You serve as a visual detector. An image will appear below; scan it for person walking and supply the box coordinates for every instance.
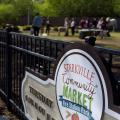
[46,17,51,35]
[70,18,75,36]
[97,17,103,29]
[64,17,69,36]
[32,12,42,36]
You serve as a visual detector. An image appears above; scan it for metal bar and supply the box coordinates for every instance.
[95,46,120,55]
[16,50,19,104]
[5,32,12,109]
[55,43,58,58]
[10,45,56,62]
[13,49,16,102]
[0,89,7,98]
[18,51,22,109]
[9,99,29,120]
[0,41,7,46]
[109,53,113,66]
[39,38,41,53]
[49,41,52,57]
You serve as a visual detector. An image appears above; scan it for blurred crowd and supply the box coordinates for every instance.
[31,12,117,37]
[63,17,116,36]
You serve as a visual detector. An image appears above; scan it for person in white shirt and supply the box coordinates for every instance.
[70,18,75,36]
[46,17,50,35]
[64,17,69,36]
[97,17,103,29]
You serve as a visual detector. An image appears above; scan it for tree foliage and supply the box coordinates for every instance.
[47,0,114,17]
[0,0,120,24]
[0,4,15,23]
[33,1,58,17]
[113,0,120,17]
[13,0,34,17]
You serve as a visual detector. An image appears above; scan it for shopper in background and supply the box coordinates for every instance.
[32,12,42,36]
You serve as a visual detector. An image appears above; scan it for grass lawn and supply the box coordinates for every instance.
[47,31,120,50]
[24,30,120,50]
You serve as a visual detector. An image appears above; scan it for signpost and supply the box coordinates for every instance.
[22,43,120,120]
[22,71,62,120]
[55,49,104,120]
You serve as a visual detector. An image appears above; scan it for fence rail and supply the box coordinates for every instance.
[0,30,120,120]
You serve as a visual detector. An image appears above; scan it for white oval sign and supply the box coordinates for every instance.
[55,49,104,120]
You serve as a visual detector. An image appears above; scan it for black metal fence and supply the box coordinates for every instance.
[0,30,120,119]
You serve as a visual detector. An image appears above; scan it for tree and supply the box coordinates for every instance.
[33,0,58,17]
[13,0,34,17]
[0,0,15,4]
[0,4,15,23]
[46,0,114,17]
[0,0,119,25]
[113,0,120,17]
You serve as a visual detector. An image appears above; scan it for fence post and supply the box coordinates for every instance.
[6,30,12,110]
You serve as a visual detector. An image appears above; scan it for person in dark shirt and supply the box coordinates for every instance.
[32,13,42,36]
[46,17,51,35]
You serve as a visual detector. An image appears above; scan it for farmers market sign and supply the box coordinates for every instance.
[55,46,104,120]
[22,43,120,120]
[21,71,62,120]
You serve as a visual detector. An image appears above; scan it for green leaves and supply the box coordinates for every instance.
[14,0,33,16]
[45,0,114,17]
[33,0,58,16]
[113,0,120,16]
[0,0,119,23]
[0,4,15,23]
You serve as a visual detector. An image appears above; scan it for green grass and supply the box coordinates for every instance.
[22,30,120,50]
[96,32,120,50]
[47,31,120,50]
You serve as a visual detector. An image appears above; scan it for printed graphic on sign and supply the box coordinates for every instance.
[55,49,104,120]
[22,71,62,120]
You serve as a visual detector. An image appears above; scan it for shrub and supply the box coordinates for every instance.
[53,26,58,31]
[12,26,20,32]
[23,25,32,31]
